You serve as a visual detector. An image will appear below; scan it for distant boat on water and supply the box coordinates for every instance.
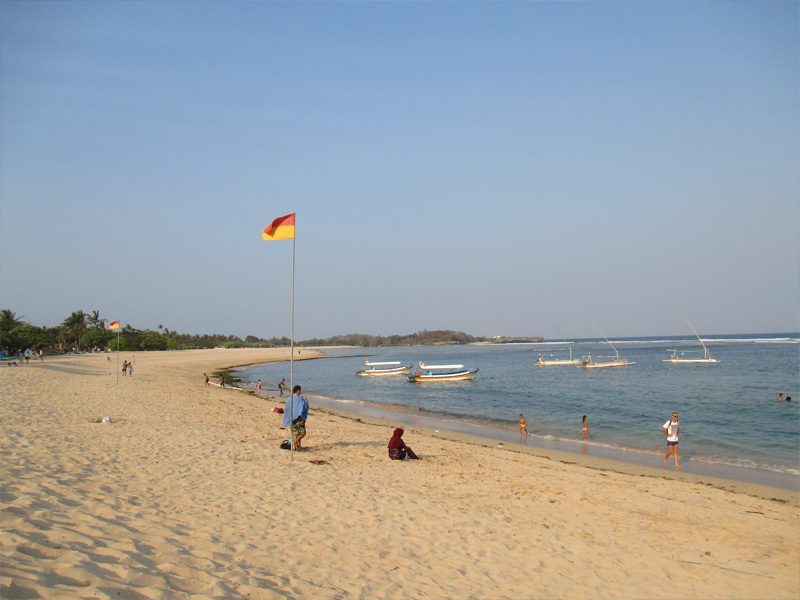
[536,346,581,366]
[664,318,719,364]
[577,323,635,369]
[407,362,479,382]
[355,360,414,377]
[536,322,581,365]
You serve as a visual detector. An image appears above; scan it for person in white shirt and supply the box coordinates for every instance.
[662,412,681,470]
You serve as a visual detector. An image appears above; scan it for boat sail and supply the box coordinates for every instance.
[664,318,719,364]
[535,323,581,366]
[356,360,414,377]
[577,323,635,369]
[407,362,479,382]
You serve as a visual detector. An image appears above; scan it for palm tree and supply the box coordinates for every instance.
[87,310,107,331]
[0,309,26,332]
[63,311,88,349]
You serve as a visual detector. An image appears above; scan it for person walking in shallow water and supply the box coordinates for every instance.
[582,415,589,440]
[518,414,529,442]
[663,412,681,470]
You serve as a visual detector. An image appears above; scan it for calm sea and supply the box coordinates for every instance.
[239,334,799,477]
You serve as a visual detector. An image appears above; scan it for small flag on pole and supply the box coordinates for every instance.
[262,213,295,240]
[109,321,120,329]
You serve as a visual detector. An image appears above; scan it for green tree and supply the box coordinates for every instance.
[140,330,168,350]
[0,310,26,332]
[11,325,51,350]
[63,311,88,349]
[81,329,111,350]
[87,310,107,331]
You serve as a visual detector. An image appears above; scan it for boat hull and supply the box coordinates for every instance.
[578,360,634,369]
[356,365,413,376]
[536,359,582,366]
[663,358,718,364]
[408,368,479,382]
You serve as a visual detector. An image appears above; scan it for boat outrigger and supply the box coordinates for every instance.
[356,360,414,377]
[664,318,719,364]
[536,322,581,365]
[407,362,479,382]
[577,323,635,369]
[536,346,581,366]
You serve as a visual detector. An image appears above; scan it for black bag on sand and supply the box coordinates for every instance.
[280,440,291,450]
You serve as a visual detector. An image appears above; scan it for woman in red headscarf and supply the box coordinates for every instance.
[387,428,419,460]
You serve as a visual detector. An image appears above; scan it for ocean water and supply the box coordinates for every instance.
[239,334,800,476]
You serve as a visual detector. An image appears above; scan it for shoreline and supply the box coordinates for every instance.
[3,349,798,599]
[230,356,800,493]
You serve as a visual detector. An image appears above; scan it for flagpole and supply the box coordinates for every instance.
[290,235,295,461]
[116,329,120,384]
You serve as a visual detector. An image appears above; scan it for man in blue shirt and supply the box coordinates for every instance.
[283,385,309,451]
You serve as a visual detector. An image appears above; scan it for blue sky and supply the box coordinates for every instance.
[1,1,797,340]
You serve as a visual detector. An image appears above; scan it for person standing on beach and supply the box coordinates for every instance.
[582,415,589,440]
[122,360,128,376]
[283,385,309,451]
[204,373,210,387]
[257,379,262,395]
[662,412,681,470]
[127,363,133,377]
[519,414,529,440]
[278,378,287,396]
[218,374,226,388]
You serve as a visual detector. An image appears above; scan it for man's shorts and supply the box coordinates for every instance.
[291,417,306,436]
[667,441,678,446]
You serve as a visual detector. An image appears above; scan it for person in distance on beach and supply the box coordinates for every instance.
[218,374,225,388]
[257,379,262,395]
[204,373,210,387]
[662,412,681,470]
[278,378,287,396]
[388,428,419,460]
[583,415,589,440]
[283,385,309,451]
[519,414,529,441]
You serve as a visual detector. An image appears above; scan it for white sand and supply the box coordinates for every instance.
[2,349,798,599]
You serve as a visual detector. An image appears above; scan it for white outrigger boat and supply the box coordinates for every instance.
[536,323,581,365]
[407,362,479,382]
[355,360,414,377]
[536,346,581,366]
[577,323,635,369]
[664,318,719,364]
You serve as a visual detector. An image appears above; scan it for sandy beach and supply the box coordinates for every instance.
[2,349,798,599]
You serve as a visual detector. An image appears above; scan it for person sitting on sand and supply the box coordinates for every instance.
[283,385,309,451]
[388,428,419,460]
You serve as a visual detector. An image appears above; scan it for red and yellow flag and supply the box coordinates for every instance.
[262,213,295,240]
[109,321,120,330]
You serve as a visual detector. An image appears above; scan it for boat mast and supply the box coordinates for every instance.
[684,317,711,359]
[551,322,574,361]
[592,322,620,361]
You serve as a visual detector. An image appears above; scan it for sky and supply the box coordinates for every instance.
[1,1,798,341]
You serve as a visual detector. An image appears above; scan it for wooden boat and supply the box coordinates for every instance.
[536,346,581,366]
[577,323,635,369]
[355,360,414,377]
[664,318,719,364]
[407,362,479,382]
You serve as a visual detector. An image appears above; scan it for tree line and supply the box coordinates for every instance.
[0,309,485,354]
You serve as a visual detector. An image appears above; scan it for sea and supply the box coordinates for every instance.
[238,334,800,488]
